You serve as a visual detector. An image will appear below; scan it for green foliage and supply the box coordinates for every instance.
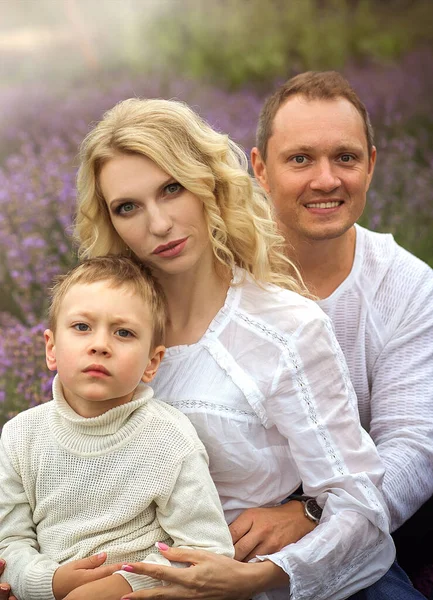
[140,0,433,89]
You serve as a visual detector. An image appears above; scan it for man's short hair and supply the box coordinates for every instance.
[256,70,374,161]
[48,255,167,349]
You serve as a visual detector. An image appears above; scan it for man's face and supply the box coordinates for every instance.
[252,95,376,244]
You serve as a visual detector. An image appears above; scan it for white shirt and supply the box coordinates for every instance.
[0,378,234,600]
[152,268,395,600]
[318,225,433,531]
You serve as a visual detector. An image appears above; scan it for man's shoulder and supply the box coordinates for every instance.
[357,224,433,292]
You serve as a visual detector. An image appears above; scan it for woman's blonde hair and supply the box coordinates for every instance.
[75,97,308,295]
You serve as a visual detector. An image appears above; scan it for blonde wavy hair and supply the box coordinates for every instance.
[75,97,308,295]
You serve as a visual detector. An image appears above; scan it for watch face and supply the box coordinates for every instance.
[305,498,322,522]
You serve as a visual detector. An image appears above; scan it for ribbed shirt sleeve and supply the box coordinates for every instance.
[0,437,58,600]
[259,312,395,600]
[116,444,234,591]
[368,272,433,530]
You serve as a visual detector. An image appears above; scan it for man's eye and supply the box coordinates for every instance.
[340,154,354,163]
[116,329,133,338]
[74,323,89,331]
[165,182,182,195]
[116,202,135,215]
[292,156,306,164]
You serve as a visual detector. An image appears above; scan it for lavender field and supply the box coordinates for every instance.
[1,48,433,427]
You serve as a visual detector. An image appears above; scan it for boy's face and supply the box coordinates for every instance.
[44,280,164,418]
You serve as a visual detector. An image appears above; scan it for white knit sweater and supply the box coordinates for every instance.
[0,377,234,600]
[318,225,433,530]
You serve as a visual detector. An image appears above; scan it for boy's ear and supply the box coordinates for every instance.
[142,345,165,383]
[44,329,57,372]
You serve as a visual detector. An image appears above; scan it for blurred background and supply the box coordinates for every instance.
[1,0,432,427]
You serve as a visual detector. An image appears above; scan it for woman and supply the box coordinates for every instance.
[65,97,396,600]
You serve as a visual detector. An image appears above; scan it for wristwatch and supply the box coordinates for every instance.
[288,494,323,524]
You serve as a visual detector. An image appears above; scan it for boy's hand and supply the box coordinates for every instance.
[0,559,17,600]
[63,574,132,600]
[52,553,126,599]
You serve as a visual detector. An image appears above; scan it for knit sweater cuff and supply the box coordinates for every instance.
[115,570,163,591]
[25,564,57,600]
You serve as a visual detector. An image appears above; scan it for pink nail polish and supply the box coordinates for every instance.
[121,564,134,572]
[156,541,169,551]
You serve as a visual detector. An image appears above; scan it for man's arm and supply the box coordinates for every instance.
[368,273,433,530]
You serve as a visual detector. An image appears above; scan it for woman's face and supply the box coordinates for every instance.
[100,153,213,278]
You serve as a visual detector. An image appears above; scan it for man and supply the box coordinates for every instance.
[249,70,433,597]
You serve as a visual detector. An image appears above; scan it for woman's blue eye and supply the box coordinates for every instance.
[117,202,135,215]
[165,182,181,194]
[116,329,132,338]
[74,323,89,331]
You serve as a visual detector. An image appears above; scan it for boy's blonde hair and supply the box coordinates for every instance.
[75,97,309,296]
[48,256,167,349]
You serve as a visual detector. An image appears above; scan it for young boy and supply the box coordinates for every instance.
[0,256,234,600]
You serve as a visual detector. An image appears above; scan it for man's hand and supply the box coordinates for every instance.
[63,574,132,600]
[52,553,126,600]
[0,559,17,600]
[229,501,316,561]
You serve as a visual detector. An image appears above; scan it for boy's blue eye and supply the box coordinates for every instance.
[116,329,132,338]
[74,323,89,331]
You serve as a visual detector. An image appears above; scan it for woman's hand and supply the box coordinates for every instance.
[117,546,289,599]
[229,501,316,561]
[52,553,126,599]
[64,574,132,600]
[0,560,17,600]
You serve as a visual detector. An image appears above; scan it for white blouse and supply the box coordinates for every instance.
[151,269,395,600]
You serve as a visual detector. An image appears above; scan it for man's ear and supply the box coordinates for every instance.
[366,145,377,191]
[44,329,57,372]
[251,147,271,193]
[142,345,165,383]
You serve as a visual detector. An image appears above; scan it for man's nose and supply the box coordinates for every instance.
[310,161,341,193]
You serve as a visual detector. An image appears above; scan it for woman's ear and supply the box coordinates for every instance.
[142,345,165,383]
[44,329,57,372]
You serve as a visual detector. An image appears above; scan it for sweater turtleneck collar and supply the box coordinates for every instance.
[50,375,155,456]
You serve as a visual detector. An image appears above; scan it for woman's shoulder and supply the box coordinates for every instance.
[234,270,327,337]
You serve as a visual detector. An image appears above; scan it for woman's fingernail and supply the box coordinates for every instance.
[97,552,106,558]
[156,541,169,551]
[0,585,9,591]
[121,564,134,572]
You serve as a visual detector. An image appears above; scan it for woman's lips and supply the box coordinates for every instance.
[153,238,188,258]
